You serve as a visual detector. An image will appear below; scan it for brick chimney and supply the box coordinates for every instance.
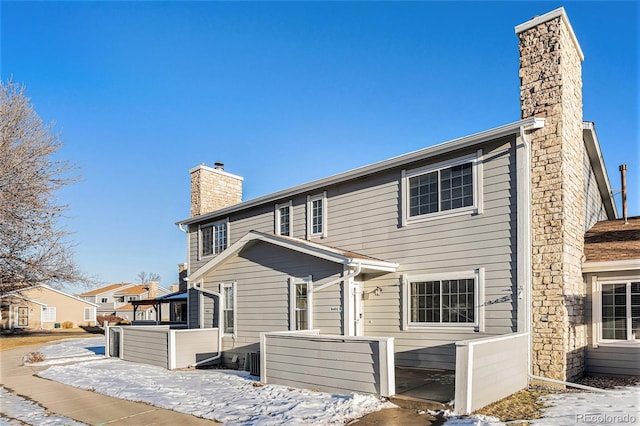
[516,8,586,381]
[190,162,243,217]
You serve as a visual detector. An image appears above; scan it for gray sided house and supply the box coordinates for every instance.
[108,8,638,413]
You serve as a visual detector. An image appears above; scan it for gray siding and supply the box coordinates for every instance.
[586,345,640,377]
[201,242,344,366]
[583,146,608,230]
[584,270,640,377]
[454,332,529,414]
[174,328,220,368]
[121,327,169,368]
[188,136,519,370]
[262,332,394,396]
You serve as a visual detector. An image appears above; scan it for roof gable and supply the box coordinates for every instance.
[79,283,134,296]
[187,230,398,283]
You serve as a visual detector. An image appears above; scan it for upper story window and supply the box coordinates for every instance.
[100,297,108,303]
[275,202,292,237]
[598,280,639,342]
[307,192,327,238]
[402,151,482,224]
[200,219,228,258]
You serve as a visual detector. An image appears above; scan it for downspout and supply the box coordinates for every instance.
[519,125,607,394]
[313,263,362,292]
[188,284,224,367]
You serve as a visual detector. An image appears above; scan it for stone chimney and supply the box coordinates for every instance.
[190,162,243,217]
[178,262,188,292]
[147,281,159,299]
[516,8,586,381]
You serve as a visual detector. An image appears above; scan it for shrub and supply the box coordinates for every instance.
[25,351,46,364]
[96,315,124,326]
[61,321,74,329]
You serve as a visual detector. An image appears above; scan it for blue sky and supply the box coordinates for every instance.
[2,1,638,293]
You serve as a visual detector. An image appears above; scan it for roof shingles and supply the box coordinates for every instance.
[584,217,640,263]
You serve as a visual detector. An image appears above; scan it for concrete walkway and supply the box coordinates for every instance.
[0,343,216,425]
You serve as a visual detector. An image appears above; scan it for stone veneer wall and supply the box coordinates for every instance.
[190,165,243,217]
[518,11,586,380]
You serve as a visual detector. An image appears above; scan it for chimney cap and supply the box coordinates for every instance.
[214,162,224,170]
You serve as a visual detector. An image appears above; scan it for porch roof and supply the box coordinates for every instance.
[187,230,399,283]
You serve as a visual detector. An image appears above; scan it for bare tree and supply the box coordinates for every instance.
[137,271,161,284]
[0,80,86,294]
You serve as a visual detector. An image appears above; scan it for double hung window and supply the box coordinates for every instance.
[290,277,312,330]
[275,202,292,237]
[306,192,327,238]
[200,220,228,258]
[220,282,236,335]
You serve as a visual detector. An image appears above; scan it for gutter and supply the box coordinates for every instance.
[188,285,224,367]
[313,263,362,292]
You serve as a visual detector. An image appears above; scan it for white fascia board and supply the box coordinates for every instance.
[582,259,640,273]
[177,118,544,226]
[583,122,618,219]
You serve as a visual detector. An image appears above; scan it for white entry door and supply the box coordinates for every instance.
[349,281,364,336]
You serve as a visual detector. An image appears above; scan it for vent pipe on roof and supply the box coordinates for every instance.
[620,164,628,224]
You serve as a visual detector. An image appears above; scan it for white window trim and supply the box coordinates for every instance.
[275,201,293,236]
[219,282,237,337]
[198,218,230,260]
[84,307,96,322]
[289,276,313,330]
[592,275,640,347]
[42,306,57,323]
[401,150,483,226]
[401,269,483,331]
[306,192,327,239]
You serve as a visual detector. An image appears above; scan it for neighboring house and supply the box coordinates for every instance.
[108,7,638,408]
[0,285,98,330]
[78,282,135,316]
[583,217,640,377]
[78,282,169,318]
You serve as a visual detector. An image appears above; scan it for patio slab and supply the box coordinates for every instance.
[394,367,455,403]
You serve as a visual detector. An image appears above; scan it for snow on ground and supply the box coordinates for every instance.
[0,387,87,426]
[532,386,640,426]
[23,337,104,366]
[27,337,640,425]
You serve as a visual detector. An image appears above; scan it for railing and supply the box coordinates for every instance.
[454,332,529,414]
[260,330,395,397]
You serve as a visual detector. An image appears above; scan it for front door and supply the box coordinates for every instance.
[17,307,28,327]
[349,282,364,336]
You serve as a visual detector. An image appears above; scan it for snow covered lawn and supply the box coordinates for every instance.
[31,337,393,424]
[21,337,640,425]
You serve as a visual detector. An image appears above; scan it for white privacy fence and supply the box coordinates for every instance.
[106,325,220,369]
[260,330,395,397]
[454,332,529,414]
